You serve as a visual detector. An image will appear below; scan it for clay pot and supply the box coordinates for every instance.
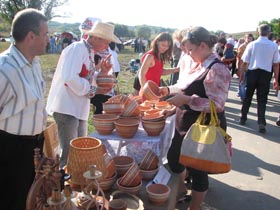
[155,101,172,110]
[142,80,162,101]
[108,199,127,210]
[104,153,116,178]
[103,102,125,115]
[139,150,159,170]
[93,114,119,135]
[146,183,170,205]
[140,166,159,180]
[114,118,139,138]
[142,119,165,136]
[96,74,116,89]
[119,162,142,187]
[92,172,117,191]
[116,178,142,195]
[113,156,135,176]
[139,104,152,115]
[142,112,164,122]
[122,99,140,117]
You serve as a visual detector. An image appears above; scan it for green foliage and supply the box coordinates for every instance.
[136,26,152,39]
[0,0,68,22]
[48,21,81,36]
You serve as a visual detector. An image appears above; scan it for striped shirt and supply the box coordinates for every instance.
[0,45,47,135]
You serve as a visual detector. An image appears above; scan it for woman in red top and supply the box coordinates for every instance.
[138,32,179,94]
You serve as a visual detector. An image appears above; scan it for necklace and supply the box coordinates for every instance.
[83,39,96,83]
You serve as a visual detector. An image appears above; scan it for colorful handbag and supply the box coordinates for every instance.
[179,100,232,174]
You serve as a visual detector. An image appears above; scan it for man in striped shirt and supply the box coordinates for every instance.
[0,8,49,210]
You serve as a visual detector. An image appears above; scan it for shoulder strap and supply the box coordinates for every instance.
[207,58,222,70]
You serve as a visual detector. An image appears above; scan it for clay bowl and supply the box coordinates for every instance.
[155,101,172,110]
[96,74,116,89]
[103,102,125,115]
[142,119,165,136]
[139,104,152,115]
[113,156,135,177]
[92,172,117,191]
[116,178,142,195]
[146,183,170,205]
[119,162,142,187]
[129,95,143,104]
[142,112,164,122]
[140,166,159,180]
[142,80,162,101]
[103,153,116,178]
[114,118,139,138]
[92,114,119,135]
[139,150,159,170]
[122,99,140,117]
[143,108,162,116]
[141,100,158,108]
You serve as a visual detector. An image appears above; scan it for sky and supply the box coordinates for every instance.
[53,0,279,34]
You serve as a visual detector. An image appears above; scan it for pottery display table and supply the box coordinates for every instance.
[70,164,181,210]
[90,115,175,164]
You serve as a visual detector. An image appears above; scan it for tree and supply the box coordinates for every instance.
[0,0,68,23]
[136,26,151,40]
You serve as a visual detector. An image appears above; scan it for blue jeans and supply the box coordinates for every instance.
[53,112,87,168]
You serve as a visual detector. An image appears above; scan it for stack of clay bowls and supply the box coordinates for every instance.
[139,150,159,180]
[112,156,135,177]
[92,152,117,191]
[141,111,165,136]
[92,113,119,135]
[116,162,142,195]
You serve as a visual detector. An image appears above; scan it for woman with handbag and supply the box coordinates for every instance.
[159,26,231,210]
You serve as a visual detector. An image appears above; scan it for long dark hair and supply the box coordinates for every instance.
[150,32,173,63]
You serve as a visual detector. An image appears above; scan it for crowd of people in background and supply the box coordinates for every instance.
[1,8,280,210]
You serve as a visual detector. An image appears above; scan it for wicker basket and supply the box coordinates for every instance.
[67,137,107,186]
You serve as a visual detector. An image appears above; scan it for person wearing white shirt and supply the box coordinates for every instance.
[0,9,49,210]
[239,24,280,133]
[46,21,120,168]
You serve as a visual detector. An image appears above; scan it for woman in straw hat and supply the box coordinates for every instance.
[46,20,121,169]
[160,26,231,210]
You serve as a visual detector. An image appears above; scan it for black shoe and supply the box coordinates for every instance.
[259,124,266,133]
[239,119,246,125]
[177,194,192,203]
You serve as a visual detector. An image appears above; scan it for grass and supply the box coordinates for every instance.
[0,42,172,133]
[0,42,153,133]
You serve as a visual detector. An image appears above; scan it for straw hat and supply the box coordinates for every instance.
[79,17,102,34]
[85,22,121,44]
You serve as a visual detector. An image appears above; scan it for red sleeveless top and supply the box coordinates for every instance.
[141,51,163,86]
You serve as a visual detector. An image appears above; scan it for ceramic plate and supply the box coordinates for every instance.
[111,190,144,210]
